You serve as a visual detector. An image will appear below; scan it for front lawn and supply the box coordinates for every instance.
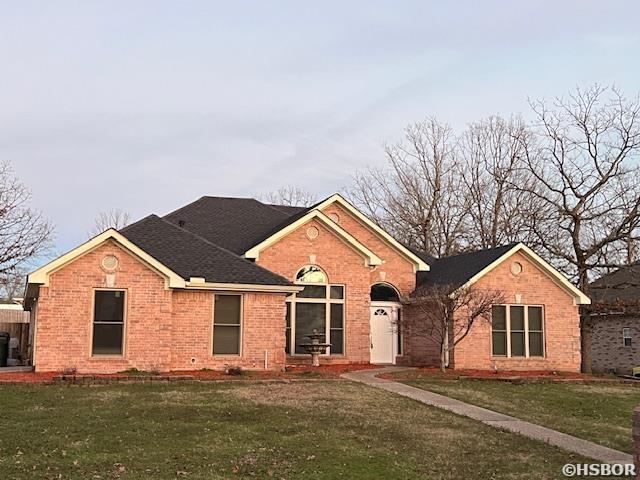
[0,381,595,479]
[397,376,640,454]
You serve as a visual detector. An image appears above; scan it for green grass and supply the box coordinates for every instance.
[0,381,609,479]
[401,378,640,454]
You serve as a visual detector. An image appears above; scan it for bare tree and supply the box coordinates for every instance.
[460,116,547,249]
[89,208,131,237]
[349,118,468,256]
[0,161,53,275]
[261,186,317,207]
[517,85,640,373]
[0,267,26,302]
[403,283,504,372]
[521,85,640,291]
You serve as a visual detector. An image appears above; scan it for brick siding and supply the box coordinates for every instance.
[401,251,582,372]
[33,240,287,373]
[32,206,582,373]
[586,315,640,375]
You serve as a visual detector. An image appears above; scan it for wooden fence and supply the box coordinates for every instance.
[0,309,30,360]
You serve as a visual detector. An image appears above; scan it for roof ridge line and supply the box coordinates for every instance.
[255,199,296,217]
[436,242,521,261]
[161,196,210,220]
[118,214,159,233]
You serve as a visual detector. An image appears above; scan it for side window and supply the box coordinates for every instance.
[623,328,632,347]
[213,295,242,355]
[491,306,507,356]
[92,290,125,355]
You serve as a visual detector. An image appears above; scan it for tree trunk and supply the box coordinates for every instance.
[580,315,592,373]
[440,342,447,373]
[577,269,592,373]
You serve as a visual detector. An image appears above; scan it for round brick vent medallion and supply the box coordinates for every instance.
[510,262,522,276]
[328,212,340,223]
[101,255,119,271]
[306,226,319,240]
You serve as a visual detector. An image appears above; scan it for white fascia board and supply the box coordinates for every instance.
[314,194,430,271]
[244,210,383,266]
[27,229,186,289]
[458,243,591,305]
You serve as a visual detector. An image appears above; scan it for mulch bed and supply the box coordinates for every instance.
[379,367,637,384]
[0,363,379,385]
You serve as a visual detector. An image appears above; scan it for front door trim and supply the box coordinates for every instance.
[370,301,401,365]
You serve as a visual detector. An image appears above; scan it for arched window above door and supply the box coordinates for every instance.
[295,265,327,284]
[370,283,400,302]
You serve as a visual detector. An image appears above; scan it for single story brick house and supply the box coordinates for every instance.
[23,194,589,373]
[586,264,640,375]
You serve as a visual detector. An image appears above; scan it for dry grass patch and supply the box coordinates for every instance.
[0,381,599,479]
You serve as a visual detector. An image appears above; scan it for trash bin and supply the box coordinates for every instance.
[0,332,9,367]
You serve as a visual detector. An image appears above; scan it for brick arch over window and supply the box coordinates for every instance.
[370,282,400,302]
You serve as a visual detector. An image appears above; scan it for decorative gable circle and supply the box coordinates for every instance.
[101,255,119,271]
[328,212,340,223]
[306,226,319,240]
[510,262,523,276]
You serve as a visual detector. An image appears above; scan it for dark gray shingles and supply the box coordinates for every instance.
[163,196,294,254]
[415,243,518,289]
[590,264,640,303]
[120,215,293,286]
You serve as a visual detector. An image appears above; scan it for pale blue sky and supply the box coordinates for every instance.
[2,1,639,253]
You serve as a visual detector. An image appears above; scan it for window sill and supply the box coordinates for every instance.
[287,354,346,358]
[490,355,546,359]
[89,355,125,360]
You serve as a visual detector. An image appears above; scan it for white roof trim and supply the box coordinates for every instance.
[459,243,591,305]
[185,280,303,293]
[314,194,429,271]
[244,210,383,266]
[27,229,187,289]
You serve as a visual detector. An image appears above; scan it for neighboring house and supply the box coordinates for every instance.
[23,194,589,373]
[587,265,640,375]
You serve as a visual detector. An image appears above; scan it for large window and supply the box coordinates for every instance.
[92,290,125,355]
[286,266,344,355]
[213,295,242,355]
[491,305,544,357]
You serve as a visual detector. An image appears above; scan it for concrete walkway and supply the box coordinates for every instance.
[342,367,633,464]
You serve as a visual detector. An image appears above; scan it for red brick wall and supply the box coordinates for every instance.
[34,240,288,373]
[256,206,419,364]
[170,290,287,371]
[256,219,372,363]
[398,304,442,367]
[455,251,581,371]
[321,204,417,296]
[402,251,581,372]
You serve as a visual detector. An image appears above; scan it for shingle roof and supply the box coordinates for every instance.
[590,264,640,304]
[415,243,518,290]
[267,204,308,215]
[120,214,293,286]
[163,196,298,255]
[162,196,324,255]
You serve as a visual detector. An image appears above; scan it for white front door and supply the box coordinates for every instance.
[370,305,397,364]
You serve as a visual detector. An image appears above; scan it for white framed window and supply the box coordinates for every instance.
[213,294,242,355]
[491,305,544,357]
[623,328,632,347]
[92,289,126,356]
[286,265,344,356]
